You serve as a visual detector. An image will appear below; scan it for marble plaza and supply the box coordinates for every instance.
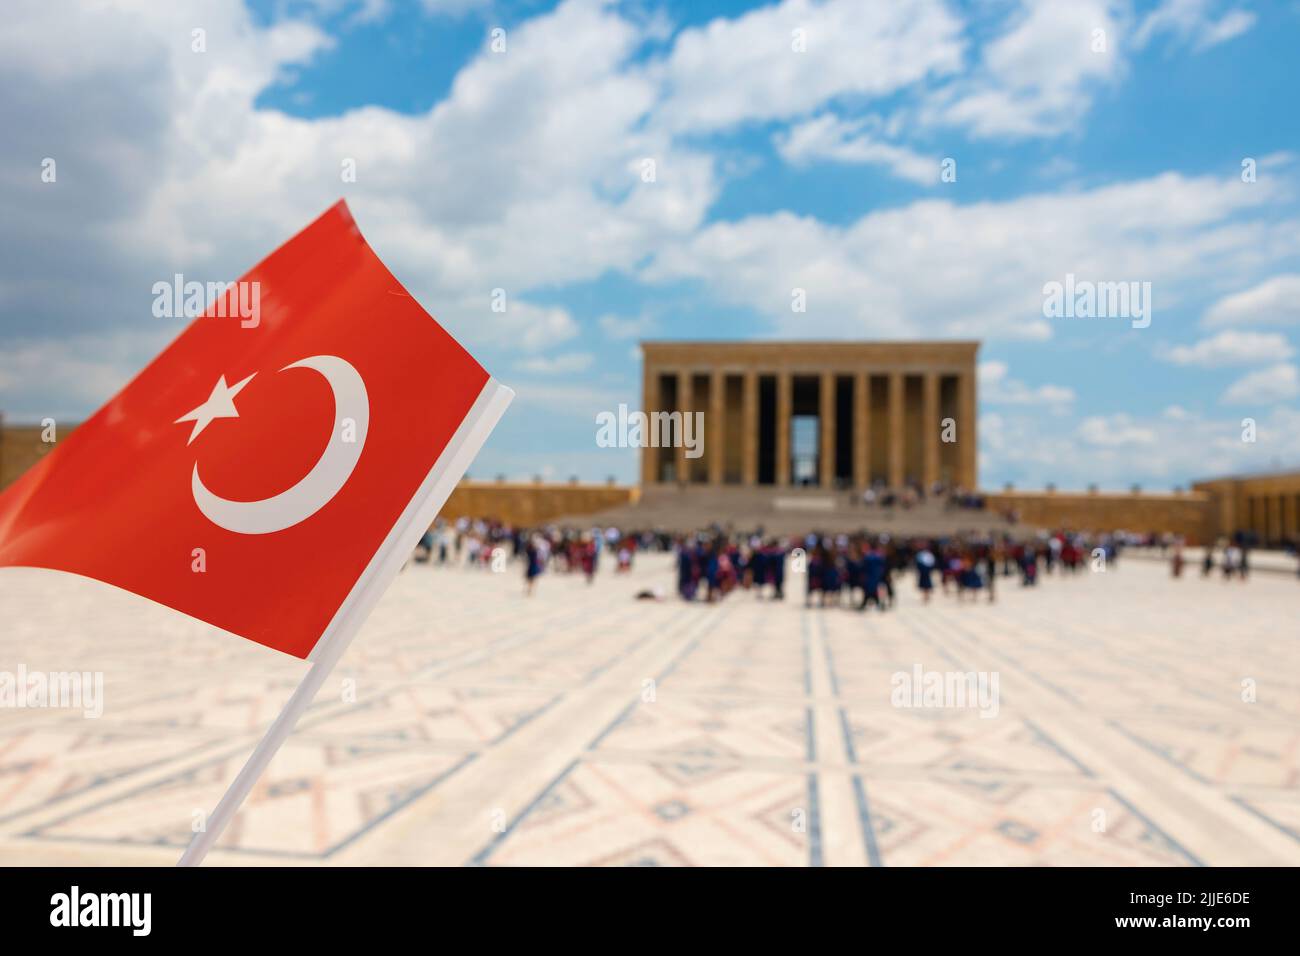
[1,553,1298,867]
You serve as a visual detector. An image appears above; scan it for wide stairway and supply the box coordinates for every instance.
[557,484,1028,537]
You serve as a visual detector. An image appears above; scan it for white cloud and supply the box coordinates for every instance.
[0,0,723,390]
[1203,274,1300,328]
[515,352,594,375]
[646,171,1296,342]
[483,302,579,353]
[922,0,1126,139]
[655,0,964,134]
[511,380,628,416]
[418,0,488,16]
[979,361,1075,408]
[1221,364,1300,405]
[1161,330,1294,367]
[597,312,656,340]
[774,114,936,184]
[984,403,1300,488]
[1077,414,1158,447]
[1135,0,1256,52]
[0,331,162,420]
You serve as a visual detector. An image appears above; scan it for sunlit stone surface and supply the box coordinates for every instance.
[1,553,1297,866]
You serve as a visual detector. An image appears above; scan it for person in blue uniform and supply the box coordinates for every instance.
[860,544,885,611]
[914,544,935,603]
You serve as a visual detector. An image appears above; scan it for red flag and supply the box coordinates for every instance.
[0,200,512,659]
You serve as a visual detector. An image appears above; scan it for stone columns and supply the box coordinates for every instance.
[819,371,836,489]
[888,372,904,489]
[641,361,659,485]
[676,371,692,486]
[742,370,758,486]
[853,371,868,489]
[957,371,977,490]
[776,371,791,487]
[922,371,939,490]
[708,370,725,485]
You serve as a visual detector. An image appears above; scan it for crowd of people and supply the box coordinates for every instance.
[856,480,989,513]
[413,517,662,594]
[1128,530,1275,580]
[671,528,1117,608]
[414,516,1132,606]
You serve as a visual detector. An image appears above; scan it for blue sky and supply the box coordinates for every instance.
[2,0,1299,489]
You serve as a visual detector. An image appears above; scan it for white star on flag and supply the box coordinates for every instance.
[175,373,257,445]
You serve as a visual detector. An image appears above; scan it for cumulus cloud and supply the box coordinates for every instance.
[922,0,1126,139]
[0,331,160,420]
[597,312,656,340]
[654,0,964,134]
[1135,0,1256,52]
[645,171,1296,342]
[1203,274,1300,328]
[984,403,1300,489]
[1077,414,1158,448]
[979,361,1075,408]
[774,114,936,184]
[1160,330,1295,367]
[0,0,724,420]
[1220,363,1300,405]
[514,352,595,375]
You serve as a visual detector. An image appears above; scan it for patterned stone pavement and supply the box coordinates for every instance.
[1,551,1298,866]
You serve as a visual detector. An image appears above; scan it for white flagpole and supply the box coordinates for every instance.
[177,629,354,865]
[178,378,513,866]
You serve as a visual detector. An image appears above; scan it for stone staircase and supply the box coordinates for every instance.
[555,484,1027,536]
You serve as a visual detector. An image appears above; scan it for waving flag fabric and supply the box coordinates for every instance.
[0,201,512,659]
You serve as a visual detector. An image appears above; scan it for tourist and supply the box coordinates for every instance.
[524,534,545,596]
[1223,543,1241,581]
[915,544,936,603]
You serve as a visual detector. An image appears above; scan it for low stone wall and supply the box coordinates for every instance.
[440,480,638,526]
[984,490,1213,543]
[0,424,66,490]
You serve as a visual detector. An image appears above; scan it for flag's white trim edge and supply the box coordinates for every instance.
[306,376,513,664]
[179,376,512,863]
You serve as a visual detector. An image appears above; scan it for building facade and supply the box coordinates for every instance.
[640,341,979,491]
[1193,471,1300,546]
[0,421,60,490]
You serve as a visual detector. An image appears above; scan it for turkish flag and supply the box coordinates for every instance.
[0,201,512,660]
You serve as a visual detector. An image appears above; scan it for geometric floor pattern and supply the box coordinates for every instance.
[1,552,1298,866]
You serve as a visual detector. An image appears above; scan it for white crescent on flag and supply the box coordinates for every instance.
[187,355,370,535]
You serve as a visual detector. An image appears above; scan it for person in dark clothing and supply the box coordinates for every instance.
[982,547,997,604]
[915,545,936,603]
[860,546,886,611]
[768,542,786,600]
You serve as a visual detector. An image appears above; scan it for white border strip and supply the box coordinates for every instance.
[307,376,513,663]
[178,376,512,864]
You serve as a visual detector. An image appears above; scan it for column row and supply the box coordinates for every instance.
[644,368,975,490]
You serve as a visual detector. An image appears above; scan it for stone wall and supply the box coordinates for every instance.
[984,489,1214,543]
[0,424,66,490]
[1192,472,1300,545]
[440,480,638,526]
